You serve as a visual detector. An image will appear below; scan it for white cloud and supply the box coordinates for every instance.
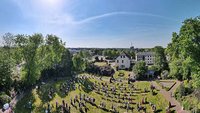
[43,11,178,26]
[74,11,177,24]
[13,0,177,27]
[11,1,176,48]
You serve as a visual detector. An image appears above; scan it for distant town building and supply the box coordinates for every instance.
[92,55,106,61]
[136,52,155,65]
[115,52,131,69]
[68,48,81,55]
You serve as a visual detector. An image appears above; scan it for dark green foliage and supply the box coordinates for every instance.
[14,34,69,85]
[40,49,73,79]
[103,49,120,59]
[85,63,99,74]
[178,83,186,97]
[133,61,147,80]
[0,58,13,93]
[153,46,168,72]
[15,34,44,85]
[0,33,72,94]
[85,63,114,76]
[95,56,100,62]
[60,49,73,76]
[99,66,115,76]
[72,54,87,72]
[0,93,11,106]
[0,33,15,95]
[166,17,200,88]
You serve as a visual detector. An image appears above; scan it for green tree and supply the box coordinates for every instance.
[166,17,200,88]
[133,61,147,79]
[44,35,66,76]
[153,46,168,72]
[59,49,73,76]
[0,51,13,93]
[169,59,183,80]
[192,71,200,88]
[14,34,46,85]
[0,33,15,93]
[72,54,86,72]
[79,50,91,60]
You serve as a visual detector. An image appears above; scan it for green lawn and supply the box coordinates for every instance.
[94,62,108,66]
[113,70,131,78]
[156,80,176,91]
[14,73,169,113]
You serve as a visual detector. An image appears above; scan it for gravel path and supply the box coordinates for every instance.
[152,81,189,113]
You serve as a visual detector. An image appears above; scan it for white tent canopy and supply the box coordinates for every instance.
[3,103,9,110]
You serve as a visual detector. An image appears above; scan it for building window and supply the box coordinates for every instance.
[117,60,119,63]
[121,65,125,68]
[122,60,124,63]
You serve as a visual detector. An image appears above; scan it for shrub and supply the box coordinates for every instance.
[182,100,191,110]
[99,66,115,76]
[161,70,169,79]
[0,93,11,106]
[174,83,185,100]
[85,63,114,76]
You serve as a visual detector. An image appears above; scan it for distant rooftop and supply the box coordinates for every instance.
[119,51,131,59]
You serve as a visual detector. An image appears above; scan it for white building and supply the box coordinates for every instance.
[115,52,131,69]
[136,52,155,65]
[92,55,106,61]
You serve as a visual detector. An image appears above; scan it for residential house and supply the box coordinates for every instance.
[136,52,155,65]
[115,52,131,69]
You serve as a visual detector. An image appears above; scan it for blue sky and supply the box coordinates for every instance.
[0,0,200,48]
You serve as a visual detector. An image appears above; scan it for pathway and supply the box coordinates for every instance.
[0,91,26,113]
[151,81,189,113]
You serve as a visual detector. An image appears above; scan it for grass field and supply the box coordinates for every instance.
[94,62,108,67]
[156,80,176,91]
[14,73,169,113]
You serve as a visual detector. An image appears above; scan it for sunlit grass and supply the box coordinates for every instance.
[15,74,169,113]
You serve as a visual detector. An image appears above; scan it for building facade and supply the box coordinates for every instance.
[115,52,131,69]
[136,52,155,65]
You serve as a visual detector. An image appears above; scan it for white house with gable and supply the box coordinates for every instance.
[115,52,131,69]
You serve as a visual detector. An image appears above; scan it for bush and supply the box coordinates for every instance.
[85,63,114,76]
[174,83,185,100]
[99,66,115,76]
[161,70,169,79]
[133,61,147,80]
[0,93,11,107]
[182,100,191,110]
